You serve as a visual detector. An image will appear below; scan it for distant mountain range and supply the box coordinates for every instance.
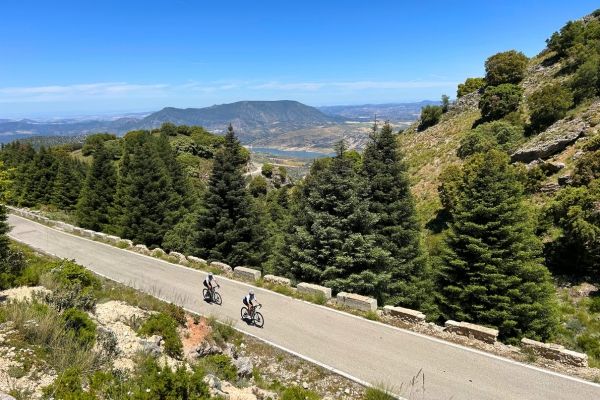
[0,100,426,149]
[318,101,439,122]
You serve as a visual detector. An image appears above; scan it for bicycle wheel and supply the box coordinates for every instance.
[213,292,222,305]
[254,312,264,328]
[240,307,249,320]
[202,288,209,300]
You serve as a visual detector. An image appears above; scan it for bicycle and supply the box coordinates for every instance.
[240,303,264,328]
[202,285,222,305]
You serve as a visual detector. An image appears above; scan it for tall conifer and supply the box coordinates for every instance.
[438,150,557,340]
[361,122,432,308]
[76,143,117,231]
[194,125,264,266]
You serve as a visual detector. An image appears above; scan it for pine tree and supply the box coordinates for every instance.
[51,156,85,211]
[438,150,558,341]
[20,147,57,206]
[284,142,382,292]
[76,143,117,232]
[110,131,174,247]
[361,122,432,309]
[194,125,264,266]
[154,133,191,227]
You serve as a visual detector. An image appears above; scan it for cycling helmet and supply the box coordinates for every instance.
[249,290,254,295]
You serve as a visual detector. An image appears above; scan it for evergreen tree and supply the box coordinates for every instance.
[20,147,57,206]
[361,122,432,309]
[284,142,380,291]
[51,156,85,211]
[111,131,174,247]
[154,133,192,227]
[194,125,264,266]
[438,150,558,341]
[76,143,117,232]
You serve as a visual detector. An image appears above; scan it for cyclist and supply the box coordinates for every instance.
[243,290,261,316]
[203,273,219,299]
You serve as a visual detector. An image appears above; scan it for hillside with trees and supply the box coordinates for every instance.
[2,8,600,375]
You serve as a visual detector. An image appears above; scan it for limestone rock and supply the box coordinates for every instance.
[233,356,254,378]
[190,341,223,358]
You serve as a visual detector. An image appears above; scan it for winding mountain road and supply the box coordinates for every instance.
[7,214,600,400]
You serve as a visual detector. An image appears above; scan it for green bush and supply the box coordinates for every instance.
[81,133,117,156]
[457,77,486,98]
[198,354,237,381]
[43,367,96,400]
[418,105,443,131]
[0,248,26,290]
[207,316,240,347]
[261,163,274,178]
[138,313,183,358]
[164,302,187,326]
[62,308,97,348]
[573,150,600,186]
[527,84,573,133]
[589,297,600,313]
[281,386,321,400]
[249,175,269,197]
[458,121,524,159]
[479,84,523,121]
[571,56,599,103]
[484,50,529,86]
[49,260,101,290]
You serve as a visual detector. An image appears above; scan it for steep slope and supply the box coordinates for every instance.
[399,12,600,227]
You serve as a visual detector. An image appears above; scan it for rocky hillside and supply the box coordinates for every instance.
[399,10,600,227]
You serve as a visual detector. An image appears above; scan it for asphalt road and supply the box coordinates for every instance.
[8,214,600,400]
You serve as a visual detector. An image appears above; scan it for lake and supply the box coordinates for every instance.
[248,147,334,159]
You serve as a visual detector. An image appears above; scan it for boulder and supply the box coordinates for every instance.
[0,393,17,400]
[133,244,150,255]
[511,119,586,163]
[234,266,261,282]
[263,274,291,286]
[210,261,233,273]
[383,305,426,323]
[169,251,189,265]
[444,320,498,344]
[336,292,377,312]
[151,248,166,258]
[296,282,332,300]
[232,356,254,378]
[187,255,207,265]
[190,341,223,358]
[203,374,222,391]
[106,235,120,244]
[558,174,573,186]
[140,335,162,356]
[539,182,561,195]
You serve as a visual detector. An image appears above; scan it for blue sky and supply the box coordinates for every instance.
[1,1,598,118]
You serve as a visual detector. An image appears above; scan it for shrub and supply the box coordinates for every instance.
[281,386,321,400]
[457,77,486,98]
[547,20,586,57]
[0,248,26,290]
[438,164,462,215]
[418,105,443,131]
[573,150,600,186]
[49,260,101,290]
[207,316,240,347]
[527,84,573,133]
[571,56,600,103]
[261,163,274,178]
[43,367,96,400]
[484,50,529,86]
[458,121,524,158]
[198,354,237,381]
[441,94,450,112]
[249,175,269,197]
[479,84,523,121]
[62,308,97,348]
[81,133,117,156]
[164,302,187,326]
[138,313,183,358]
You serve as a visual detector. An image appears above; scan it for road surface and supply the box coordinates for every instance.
[8,214,600,400]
